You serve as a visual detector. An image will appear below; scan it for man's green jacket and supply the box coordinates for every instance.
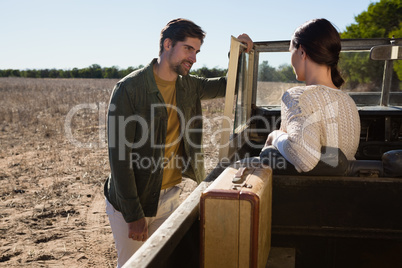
[104,59,227,223]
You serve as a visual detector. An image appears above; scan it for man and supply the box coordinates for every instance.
[104,18,252,267]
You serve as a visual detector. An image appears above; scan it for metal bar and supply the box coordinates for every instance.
[380,60,394,106]
[246,50,254,121]
[253,38,402,53]
[252,51,260,106]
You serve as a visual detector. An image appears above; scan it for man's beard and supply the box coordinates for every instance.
[171,60,192,76]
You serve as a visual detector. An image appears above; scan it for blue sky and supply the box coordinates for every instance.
[0,0,378,70]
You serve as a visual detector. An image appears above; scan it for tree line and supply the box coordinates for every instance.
[0,64,143,79]
[0,64,231,79]
[0,62,296,81]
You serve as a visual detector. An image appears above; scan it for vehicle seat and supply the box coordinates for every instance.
[256,146,349,176]
[346,150,402,177]
[254,147,402,178]
[382,150,402,177]
[346,160,383,177]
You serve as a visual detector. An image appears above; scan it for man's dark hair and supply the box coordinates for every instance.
[159,18,206,55]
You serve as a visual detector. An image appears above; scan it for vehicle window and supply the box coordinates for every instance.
[256,52,303,107]
[219,36,255,160]
[339,51,383,106]
[255,49,402,107]
[234,52,251,133]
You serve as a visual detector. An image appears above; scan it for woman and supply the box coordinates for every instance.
[261,18,360,173]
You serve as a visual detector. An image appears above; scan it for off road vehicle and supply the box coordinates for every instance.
[125,36,402,268]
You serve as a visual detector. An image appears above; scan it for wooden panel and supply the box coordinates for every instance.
[204,198,239,268]
[240,166,272,268]
[239,199,252,267]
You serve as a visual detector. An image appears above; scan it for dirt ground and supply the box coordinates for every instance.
[0,77,223,267]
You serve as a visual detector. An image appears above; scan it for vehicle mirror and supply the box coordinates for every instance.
[370,45,402,60]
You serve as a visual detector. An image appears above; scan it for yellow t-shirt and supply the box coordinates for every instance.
[154,73,183,189]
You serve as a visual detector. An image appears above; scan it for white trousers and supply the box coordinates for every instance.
[106,186,181,268]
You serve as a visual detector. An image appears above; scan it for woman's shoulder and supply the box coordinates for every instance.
[296,85,350,98]
[283,84,349,103]
[281,86,304,108]
[287,85,307,94]
[304,84,345,93]
[299,85,357,109]
[283,85,306,98]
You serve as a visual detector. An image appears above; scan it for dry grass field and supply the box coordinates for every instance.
[0,77,224,267]
[256,81,301,106]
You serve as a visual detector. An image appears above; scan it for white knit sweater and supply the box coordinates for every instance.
[273,85,361,172]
